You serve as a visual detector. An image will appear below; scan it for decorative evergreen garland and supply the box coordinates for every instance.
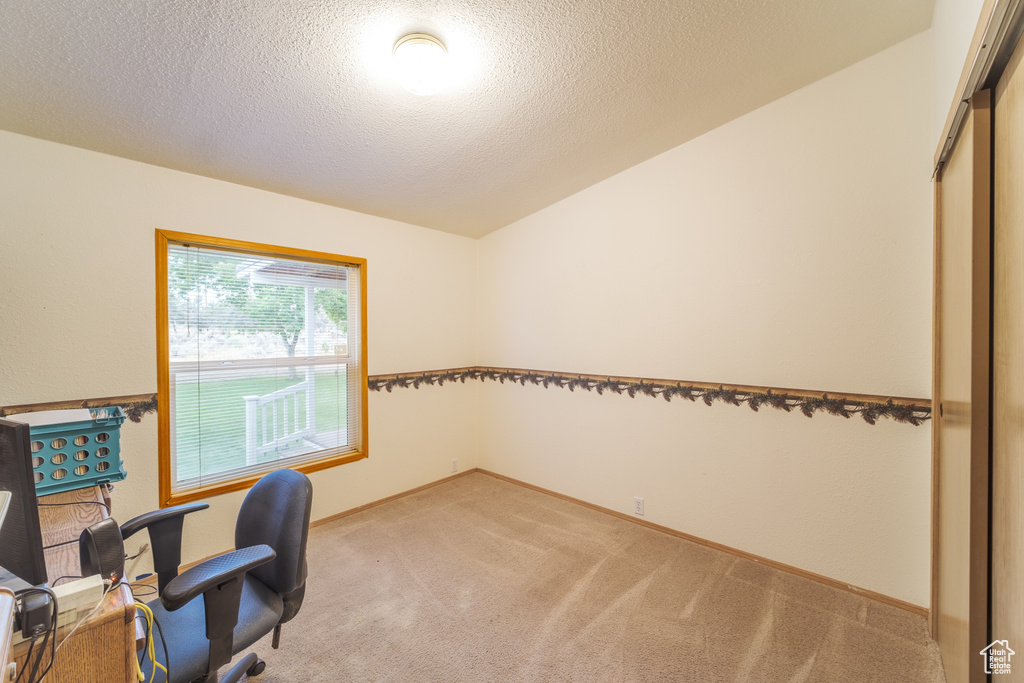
[122,396,159,423]
[2,370,930,427]
[368,368,930,426]
[0,394,159,423]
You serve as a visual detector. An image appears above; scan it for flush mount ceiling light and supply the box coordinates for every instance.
[393,33,449,95]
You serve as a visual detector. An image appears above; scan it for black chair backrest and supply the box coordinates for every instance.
[235,469,313,596]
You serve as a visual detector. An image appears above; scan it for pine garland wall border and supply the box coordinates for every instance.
[368,367,931,426]
[0,393,159,423]
[0,368,931,426]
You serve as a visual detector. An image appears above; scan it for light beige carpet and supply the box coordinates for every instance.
[238,472,945,682]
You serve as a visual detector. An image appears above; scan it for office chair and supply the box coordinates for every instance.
[120,469,313,683]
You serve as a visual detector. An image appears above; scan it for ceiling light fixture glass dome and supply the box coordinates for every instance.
[393,33,449,95]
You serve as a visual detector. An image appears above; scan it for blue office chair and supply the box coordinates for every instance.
[121,469,313,683]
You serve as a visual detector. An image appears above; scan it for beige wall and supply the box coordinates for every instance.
[0,26,945,607]
[0,129,480,568]
[476,32,934,606]
[931,0,987,143]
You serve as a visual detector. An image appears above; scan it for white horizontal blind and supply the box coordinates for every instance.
[167,244,361,492]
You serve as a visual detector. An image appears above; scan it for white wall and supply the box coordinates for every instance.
[931,0,987,143]
[476,32,934,605]
[0,129,479,569]
[0,22,953,606]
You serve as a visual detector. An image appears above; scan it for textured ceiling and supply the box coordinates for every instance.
[0,0,934,238]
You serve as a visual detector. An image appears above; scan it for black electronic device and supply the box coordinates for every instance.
[79,518,125,583]
[0,418,48,587]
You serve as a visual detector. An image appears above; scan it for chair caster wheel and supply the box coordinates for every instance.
[246,658,266,676]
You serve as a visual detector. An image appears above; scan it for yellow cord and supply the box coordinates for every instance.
[134,601,169,683]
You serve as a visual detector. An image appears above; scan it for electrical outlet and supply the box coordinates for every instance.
[451,458,458,473]
[634,497,644,516]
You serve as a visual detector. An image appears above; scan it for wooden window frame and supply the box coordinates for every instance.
[155,229,368,507]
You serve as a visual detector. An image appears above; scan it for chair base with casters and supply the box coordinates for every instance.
[150,652,266,683]
[222,654,264,683]
[124,469,314,683]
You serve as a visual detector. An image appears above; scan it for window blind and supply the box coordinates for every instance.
[167,244,362,492]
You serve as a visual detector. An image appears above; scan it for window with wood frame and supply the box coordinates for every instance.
[156,230,367,506]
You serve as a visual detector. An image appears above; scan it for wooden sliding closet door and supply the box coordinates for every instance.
[933,89,991,683]
[993,34,1024,680]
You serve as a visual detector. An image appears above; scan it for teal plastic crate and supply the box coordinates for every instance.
[27,407,127,496]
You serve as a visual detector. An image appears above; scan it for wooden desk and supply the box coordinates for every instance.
[13,486,138,683]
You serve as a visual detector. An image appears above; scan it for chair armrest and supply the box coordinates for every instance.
[161,544,276,678]
[119,502,209,539]
[119,502,209,593]
[162,545,276,612]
